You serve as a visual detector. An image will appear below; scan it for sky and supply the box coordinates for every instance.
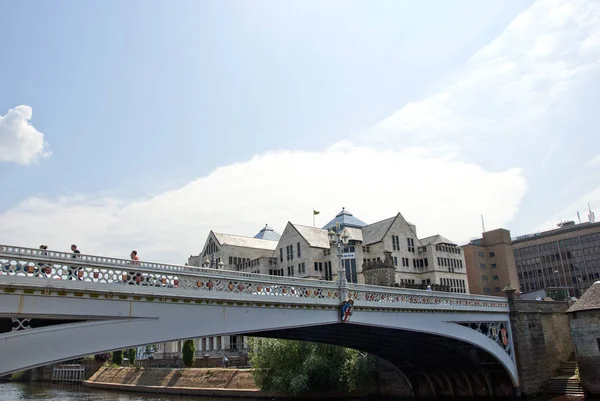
[1,0,599,263]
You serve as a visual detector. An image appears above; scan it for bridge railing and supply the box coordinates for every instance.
[0,244,340,302]
[0,244,509,311]
[347,283,509,312]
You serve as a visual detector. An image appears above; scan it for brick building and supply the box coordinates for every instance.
[462,229,519,296]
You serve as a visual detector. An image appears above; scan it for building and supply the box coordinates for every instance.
[190,208,469,292]
[513,220,600,297]
[462,229,519,296]
[463,217,600,298]
[177,208,470,361]
[567,280,600,395]
[187,224,280,274]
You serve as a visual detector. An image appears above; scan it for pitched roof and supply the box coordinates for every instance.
[253,224,281,241]
[292,223,330,249]
[345,227,363,242]
[362,216,397,245]
[322,208,367,230]
[567,281,600,313]
[419,234,456,246]
[213,233,278,251]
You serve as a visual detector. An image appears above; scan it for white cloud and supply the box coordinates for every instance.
[0,105,50,164]
[587,155,600,167]
[365,0,600,155]
[5,0,600,263]
[0,144,527,263]
[536,187,600,231]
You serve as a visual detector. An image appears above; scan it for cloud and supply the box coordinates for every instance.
[364,0,600,158]
[536,186,600,231]
[0,145,527,263]
[5,0,600,263]
[587,155,600,167]
[0,105,50,164]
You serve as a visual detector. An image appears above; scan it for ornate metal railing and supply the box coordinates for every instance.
[347,283,509,311]
[0,245,509,311]
[0,245,340,301]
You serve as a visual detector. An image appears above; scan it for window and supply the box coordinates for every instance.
[489,252,496,257]
[287,266,294,276]
[493,275,499,280]
[484,287,491,293]
[280,248,283,262]
[480,263,486,269]
[297,242,301,258]
[314,262,319,271]
[407,238,415,252]
[298,262,305,274]
[491,263,497,268]
[393,256,398,266]
[478,252,485,257]
[495,287,501,292]
[482,275,488,281]
[392,235,400,251]
[402,257,409,267]
[424,258,428,267]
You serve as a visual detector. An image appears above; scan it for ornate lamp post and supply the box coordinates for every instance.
[328,224,350,301]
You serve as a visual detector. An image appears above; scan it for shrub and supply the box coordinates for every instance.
[249,338,374,395]
[182,340,196,368]
[94,353,112,362]
[127,348,136,365]
[112,350,123,365]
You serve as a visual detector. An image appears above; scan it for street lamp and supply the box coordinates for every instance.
[328,224,349,285]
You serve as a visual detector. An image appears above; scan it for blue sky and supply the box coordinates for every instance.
[1,0,599,262]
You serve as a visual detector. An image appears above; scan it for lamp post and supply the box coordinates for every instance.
[328,224,350,301]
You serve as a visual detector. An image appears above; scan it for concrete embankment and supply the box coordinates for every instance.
[84,366,279,398]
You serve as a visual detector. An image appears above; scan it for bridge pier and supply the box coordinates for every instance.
[505,286,573,398]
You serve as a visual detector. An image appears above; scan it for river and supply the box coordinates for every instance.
[0,382,596,401]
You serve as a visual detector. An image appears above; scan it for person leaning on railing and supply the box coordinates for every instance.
[127,250,142,285]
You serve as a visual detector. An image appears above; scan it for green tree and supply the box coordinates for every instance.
[249,338,375,395]
[112,350,123,365]
[182,340,196,368]
[127,348,137,365]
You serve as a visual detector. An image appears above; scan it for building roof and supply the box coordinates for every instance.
[253,224,281,241]
[345,227,363,242]
[419,234,456,246]
[322,208,367,230]
[292,223,331,249]
[213,233,278,251]
[362,216,396,245]
[567,281,600,313]
[513,221,600,244]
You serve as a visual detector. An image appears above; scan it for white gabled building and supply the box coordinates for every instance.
[188,225,280,274]
[174,208,469,363]
[188,208,469,292]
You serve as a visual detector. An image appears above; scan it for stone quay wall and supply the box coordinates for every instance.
[508,297,573,397]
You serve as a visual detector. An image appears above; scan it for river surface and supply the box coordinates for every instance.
[0,382,596,400]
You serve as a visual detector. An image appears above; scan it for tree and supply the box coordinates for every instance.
[112,350,123,365]
[182,340,196,368]
[127,348,137,365]
[249,338,375,395]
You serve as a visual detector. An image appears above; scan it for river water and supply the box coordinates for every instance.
[0,382,595,401]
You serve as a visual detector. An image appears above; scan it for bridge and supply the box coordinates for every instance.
[0,245,517,398]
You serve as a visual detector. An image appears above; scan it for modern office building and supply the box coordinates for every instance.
[462,229,519,296]
[513,220,600,297]
[463,211,600,298]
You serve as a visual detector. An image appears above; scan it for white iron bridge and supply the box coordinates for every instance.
[0,245,518,398]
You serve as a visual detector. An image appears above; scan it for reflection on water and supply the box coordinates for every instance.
[0,382,225,401]
[0,382,597,401]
